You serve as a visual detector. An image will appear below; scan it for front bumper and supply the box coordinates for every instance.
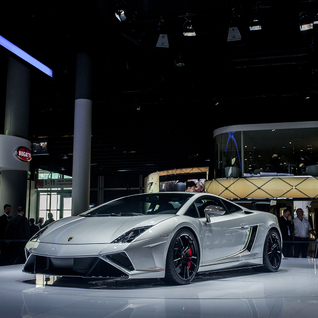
[23,253,131,278]
[24,236,169,279]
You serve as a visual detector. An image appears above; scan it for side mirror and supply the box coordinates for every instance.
[204,205,226,223]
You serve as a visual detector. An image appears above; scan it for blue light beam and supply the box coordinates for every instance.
[225,131,242,170]
[0,35,53,77]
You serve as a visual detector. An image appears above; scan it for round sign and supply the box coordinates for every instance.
[15,147,32,162]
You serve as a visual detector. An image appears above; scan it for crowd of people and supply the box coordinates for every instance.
[279,208,317,258]
[0,204,54,266]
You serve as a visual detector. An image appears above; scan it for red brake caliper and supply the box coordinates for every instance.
[188,249,192,269]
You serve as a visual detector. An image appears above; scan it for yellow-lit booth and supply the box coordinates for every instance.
[210,121,318,201]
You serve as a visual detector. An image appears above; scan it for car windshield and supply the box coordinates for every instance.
[80,193,193,217]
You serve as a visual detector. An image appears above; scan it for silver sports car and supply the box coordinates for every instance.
[24,192,282,284]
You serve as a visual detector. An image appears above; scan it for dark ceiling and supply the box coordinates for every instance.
[1,0,318,185]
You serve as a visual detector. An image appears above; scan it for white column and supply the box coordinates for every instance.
[71,53,93,215]
[4,57,30,137]
[0,57,30,216]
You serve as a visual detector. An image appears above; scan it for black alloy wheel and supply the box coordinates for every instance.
[263,229,282,272]
[165,229,199,285]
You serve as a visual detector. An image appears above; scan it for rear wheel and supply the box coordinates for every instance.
[263,229,282,272]
[165,229,199,285]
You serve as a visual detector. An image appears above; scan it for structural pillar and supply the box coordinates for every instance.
[0,57,31,216]
[97,176,105,206]
[4,57,30,137]
[72,53,93,215]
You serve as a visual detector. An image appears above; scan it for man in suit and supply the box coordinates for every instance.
[6,206,30,264]
[29,218,39,238]
[0,204,12,265]
[278,208,294,257]
[41,212,55,228]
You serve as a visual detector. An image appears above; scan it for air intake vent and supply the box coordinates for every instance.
[106,252,134,271]
[23,254,128,278]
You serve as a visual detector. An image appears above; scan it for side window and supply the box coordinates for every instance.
[184,204,200,218]
[194,197,225,218]
[221,199,242,214]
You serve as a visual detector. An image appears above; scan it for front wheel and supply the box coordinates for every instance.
[263,229,282,272]
[165,229,199,285]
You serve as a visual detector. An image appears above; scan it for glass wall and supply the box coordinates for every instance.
[36,169,72,224]
[214,124,318,178]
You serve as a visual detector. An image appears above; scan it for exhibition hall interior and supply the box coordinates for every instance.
[1,1,318,317]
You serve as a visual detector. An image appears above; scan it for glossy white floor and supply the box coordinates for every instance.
[0,258,317,318]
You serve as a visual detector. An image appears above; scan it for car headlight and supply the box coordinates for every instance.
[29,226,48,242]
[111,226,152,244]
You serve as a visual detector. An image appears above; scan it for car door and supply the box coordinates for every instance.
[195,197,249,268]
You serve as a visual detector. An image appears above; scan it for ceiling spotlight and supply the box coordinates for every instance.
[228,7,242,41]
[300,23,313,31]
[156,17,169,48]
[300,13,313,31]
[249,5,262,31]
[174,52,185,67]
[249,18,262,31]
[183,16,196,36]
[115,9,127,22]
[156,34,169,48]
[227,27,241,41]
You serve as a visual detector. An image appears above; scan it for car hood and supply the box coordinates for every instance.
[38,214,174,244]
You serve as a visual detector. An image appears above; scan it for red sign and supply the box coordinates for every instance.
[16,147,32,162]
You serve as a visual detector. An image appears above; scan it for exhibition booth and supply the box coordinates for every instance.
[145,121,318,257]
[209,121,318,244]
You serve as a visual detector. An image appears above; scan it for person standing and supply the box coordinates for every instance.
[185,181,196,192]
[0,204,12,265]
[41,212,55,228]
[293,208,316,258]
[278,209,294,257]
[6,206,30,264]
[29,218,40,238]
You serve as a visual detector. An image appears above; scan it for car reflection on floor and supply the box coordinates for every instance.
[23,266,266,290]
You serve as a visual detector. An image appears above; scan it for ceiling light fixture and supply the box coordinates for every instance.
[156,17,169,48]
[182,14,196,36]
[174,52,185,67]
[249,18,262,31]
[115,9,127,22]
[228,7,242,41]
[299,12,313,31]
[156,34,169,48]
[227,27,242,41]
[249,5,262,31]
